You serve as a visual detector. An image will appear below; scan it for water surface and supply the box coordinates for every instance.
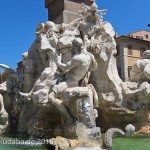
[112,137,150,150]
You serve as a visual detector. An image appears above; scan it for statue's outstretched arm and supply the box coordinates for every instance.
[52,51,79,71]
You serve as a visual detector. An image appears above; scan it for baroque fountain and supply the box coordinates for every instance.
[0,1,150,150]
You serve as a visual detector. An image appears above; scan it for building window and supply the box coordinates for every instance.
[116,45,120,56]
[128,67,132,78]
[145,35,149,39]
[140,48,146,57]
[128,45,133,55]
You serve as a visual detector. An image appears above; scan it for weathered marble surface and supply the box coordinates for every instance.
[130,50,150,82]
[0,64,19,133]
[125,124,135,137]
[53,87,100,141]
[104,128,125,149]
[0,94,8,133]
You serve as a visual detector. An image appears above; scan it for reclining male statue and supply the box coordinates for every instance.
[19,38,97,126]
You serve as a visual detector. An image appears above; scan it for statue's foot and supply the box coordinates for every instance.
[19,92,31,100]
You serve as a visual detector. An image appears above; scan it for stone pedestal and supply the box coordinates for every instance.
[64,87,96,128]
[54,87,101,143]
[45,0,94,24]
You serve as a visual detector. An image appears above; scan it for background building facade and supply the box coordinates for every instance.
[16,61,25,83]
[116,30,150,81]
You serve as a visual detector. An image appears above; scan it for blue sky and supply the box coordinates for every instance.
[0,0,150,69]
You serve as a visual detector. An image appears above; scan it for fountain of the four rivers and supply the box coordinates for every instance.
[0,1,150,150]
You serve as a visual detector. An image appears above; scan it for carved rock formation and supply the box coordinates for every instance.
[104,128,125,149]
